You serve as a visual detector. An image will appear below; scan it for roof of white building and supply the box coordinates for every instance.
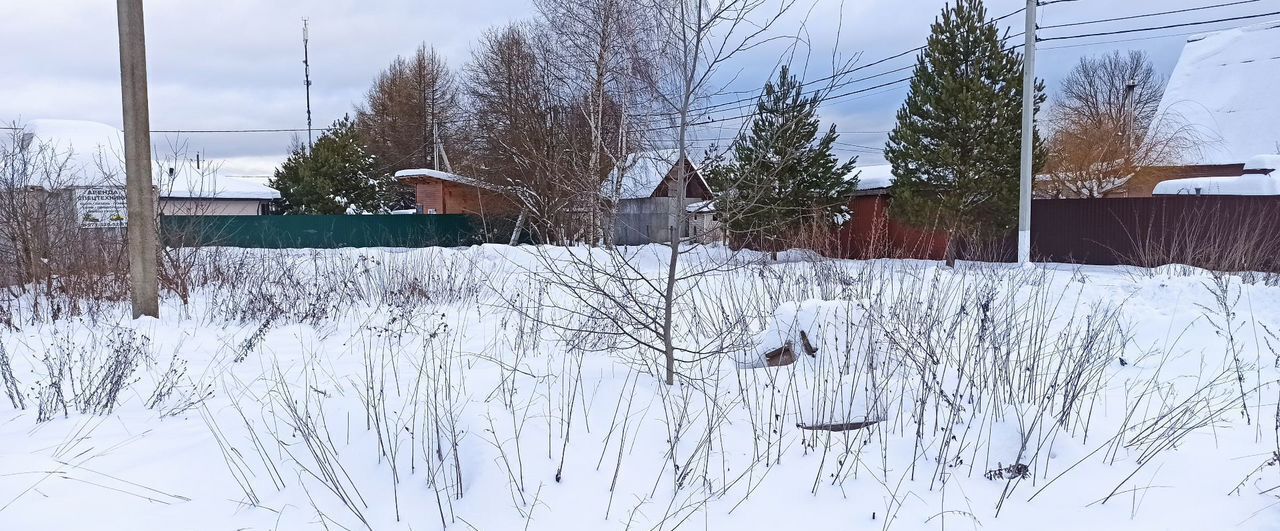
[158,169,281,200]
[16,119,279,200]
[1155,20,1280,165]
[20,119,126,188]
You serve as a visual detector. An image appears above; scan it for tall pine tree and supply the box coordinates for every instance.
[885,0,1044,257]
[271,116,392,214]
[710,65,857,249]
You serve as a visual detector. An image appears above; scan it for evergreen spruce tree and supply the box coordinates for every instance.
[271,116,392,214]
[711,66,857,249]
[885,0,1044,258]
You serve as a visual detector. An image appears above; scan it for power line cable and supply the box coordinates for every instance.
[1039,27,1208,50]
[1039,9,1280,41]
[637,5,1031,122]
[1040,0,1260,30]
[151,127,331,134]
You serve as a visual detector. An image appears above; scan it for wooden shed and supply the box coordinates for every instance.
[395,168,518,216]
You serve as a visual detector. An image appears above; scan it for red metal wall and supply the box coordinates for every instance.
[835,195,950,260]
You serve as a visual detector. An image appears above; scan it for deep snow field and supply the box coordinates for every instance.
[2,244,1280,530]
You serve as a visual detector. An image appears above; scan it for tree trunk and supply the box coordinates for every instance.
[944,232,958,268]
[509,208,527,246]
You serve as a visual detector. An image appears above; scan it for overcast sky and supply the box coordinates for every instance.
[3,0,1275,175]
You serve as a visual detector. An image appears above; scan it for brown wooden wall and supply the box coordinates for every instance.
[651,160,714,200]
[414,181,444,213]
[405,178,519,216]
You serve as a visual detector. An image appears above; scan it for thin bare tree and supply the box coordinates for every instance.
[533,0,656,246]
[464,24,589,244]
[358,45,462,207]
[1040,51,1203,198]
[522,0,807,386]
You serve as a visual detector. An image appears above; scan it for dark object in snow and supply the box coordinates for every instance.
[984,462,1030,481]
[797,420,880,432]
[763,342,796,367]
[757,329,818,368]
[1118,357,1128,366]
[799,330,818,356]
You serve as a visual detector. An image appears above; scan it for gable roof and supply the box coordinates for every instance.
[1155,20,1280,165]
[606,150,710,200]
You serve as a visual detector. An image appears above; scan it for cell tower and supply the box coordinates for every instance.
[302,18,313,151]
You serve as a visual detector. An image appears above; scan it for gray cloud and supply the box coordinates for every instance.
[2,0,1270,174]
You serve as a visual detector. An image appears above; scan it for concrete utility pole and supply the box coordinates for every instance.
[1017,0,1037,264]
[117,0,159,318]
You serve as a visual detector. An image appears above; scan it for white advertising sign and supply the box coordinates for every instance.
[74,187,128,228]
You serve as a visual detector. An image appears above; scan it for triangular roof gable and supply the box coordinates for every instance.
[607,149,713,200]
[649,156,713,200]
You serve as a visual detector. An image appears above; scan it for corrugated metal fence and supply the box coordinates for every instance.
[162,214,525,248]
[1031,197,1280,271]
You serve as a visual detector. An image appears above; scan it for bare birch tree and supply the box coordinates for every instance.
[533,0,656,246]
[522,0,805,386]
[645,0,802,384]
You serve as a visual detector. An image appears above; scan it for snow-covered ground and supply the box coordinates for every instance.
[2,245,1279,530]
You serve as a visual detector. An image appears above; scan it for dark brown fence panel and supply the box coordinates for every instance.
[1032,197,1280,272]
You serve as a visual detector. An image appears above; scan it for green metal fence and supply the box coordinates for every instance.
[161,214,524,248]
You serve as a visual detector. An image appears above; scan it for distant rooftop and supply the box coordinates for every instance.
[1153,154,1280,196]
[847,164,895,191]
[16,119,279,200]
[395,168,499,191]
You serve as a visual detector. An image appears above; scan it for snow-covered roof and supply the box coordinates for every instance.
[606,150,708,200]
[20,119,126,188]
[1244,154,1280,172]
[1155,20,1280,165]
[1152,174,1279,196]
[1153,155,1279,195]
[395,168,500,191]
[686,199,715,213]
[847,164,895,191]
[157,170,281,200]
[18,119,279,200]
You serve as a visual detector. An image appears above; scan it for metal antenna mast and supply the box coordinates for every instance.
[302,18,313,151]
